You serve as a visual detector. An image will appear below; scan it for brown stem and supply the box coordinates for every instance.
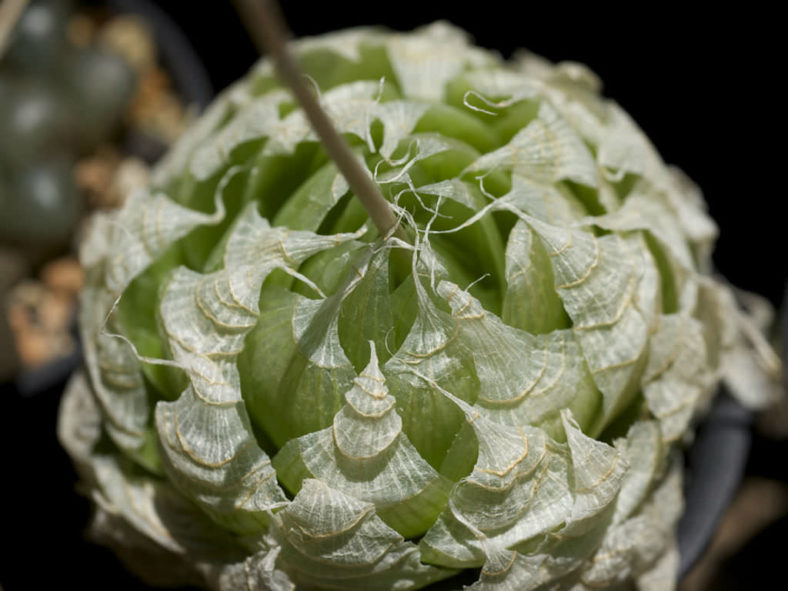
[233,0,404,241]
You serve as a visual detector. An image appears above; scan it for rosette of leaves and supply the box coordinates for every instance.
[58,22,779,590]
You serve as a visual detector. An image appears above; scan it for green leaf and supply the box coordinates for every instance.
[272,479,455,589]
[274,343,452,538]
[155,204,361,532]
[502,219,569,334]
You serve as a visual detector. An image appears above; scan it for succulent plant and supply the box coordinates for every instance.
[58,22,778,590]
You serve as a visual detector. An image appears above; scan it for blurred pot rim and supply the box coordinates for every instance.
[107,0,213,109]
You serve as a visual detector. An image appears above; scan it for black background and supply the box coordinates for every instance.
[1,2,784,590]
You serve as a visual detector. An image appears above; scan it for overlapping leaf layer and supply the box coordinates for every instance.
[59,22,776,590]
